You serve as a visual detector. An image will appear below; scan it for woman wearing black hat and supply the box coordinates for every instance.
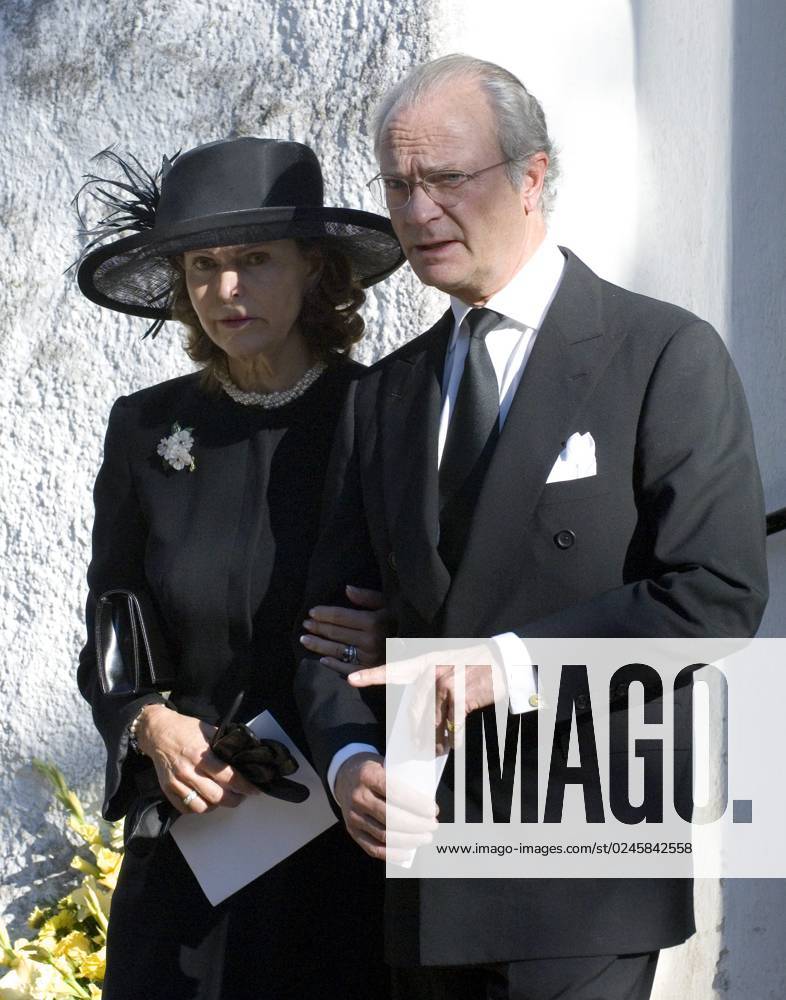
[74,137,404,1000]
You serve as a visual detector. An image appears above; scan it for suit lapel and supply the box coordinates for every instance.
[442,251,622,634]
[381,312,452,624]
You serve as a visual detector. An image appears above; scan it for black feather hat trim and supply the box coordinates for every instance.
[73,147,181,337]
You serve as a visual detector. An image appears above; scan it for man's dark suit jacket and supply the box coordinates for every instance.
[295,249,768,965]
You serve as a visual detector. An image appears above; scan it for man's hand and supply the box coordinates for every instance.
[300,585,392,669]
[334,751,438,862]
[136,704,260,815]
[348,643,506,754]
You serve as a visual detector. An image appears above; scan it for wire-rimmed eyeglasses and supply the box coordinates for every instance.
[366,159,514,210]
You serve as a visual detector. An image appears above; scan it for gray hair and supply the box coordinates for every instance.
[372,54,560,214]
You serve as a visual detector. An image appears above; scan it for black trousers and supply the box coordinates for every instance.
[391,952,659,1000]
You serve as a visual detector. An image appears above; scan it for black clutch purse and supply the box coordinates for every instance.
[95,589,177,696]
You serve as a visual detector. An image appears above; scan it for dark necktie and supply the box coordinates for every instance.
[438,308,502,574]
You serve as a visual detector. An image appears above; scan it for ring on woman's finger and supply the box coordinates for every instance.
[341,644,360,664]
[182,788,200,807]
[445,718,457,734]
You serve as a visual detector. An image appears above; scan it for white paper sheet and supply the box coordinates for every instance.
[170,711,337,905]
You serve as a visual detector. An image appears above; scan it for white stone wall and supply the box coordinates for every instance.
[0,0,437,926]
[627,2,786,995]
[2,0,784,995]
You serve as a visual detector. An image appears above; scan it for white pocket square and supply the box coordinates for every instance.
[546,431,597,483]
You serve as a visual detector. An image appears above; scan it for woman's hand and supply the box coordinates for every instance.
[299,584,392,670]
[135,704,260,815]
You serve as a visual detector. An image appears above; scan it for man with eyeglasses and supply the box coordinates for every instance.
[296,54,767,1000]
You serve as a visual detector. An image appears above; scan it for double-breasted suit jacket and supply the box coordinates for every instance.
[295,249,768,965]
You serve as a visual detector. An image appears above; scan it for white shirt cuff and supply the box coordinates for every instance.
[327,743,381,799]
[492,631,538,714]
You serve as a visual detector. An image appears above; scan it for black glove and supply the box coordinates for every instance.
[210,722,310,804]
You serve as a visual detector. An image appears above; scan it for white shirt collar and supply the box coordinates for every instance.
[449,239,565,333]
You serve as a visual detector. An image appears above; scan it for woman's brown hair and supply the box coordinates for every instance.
[172,239,366,388]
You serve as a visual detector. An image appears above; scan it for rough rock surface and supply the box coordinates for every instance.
[0,0,437,927]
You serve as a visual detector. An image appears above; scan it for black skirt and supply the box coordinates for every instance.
[103,822,386,1000]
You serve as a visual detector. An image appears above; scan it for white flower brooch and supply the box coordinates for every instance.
[157,422,196,472]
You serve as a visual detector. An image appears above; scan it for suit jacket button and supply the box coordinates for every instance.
[554,529,576,549]
[388,551,397,572]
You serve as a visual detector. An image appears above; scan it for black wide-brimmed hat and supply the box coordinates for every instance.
[75,137,404,336]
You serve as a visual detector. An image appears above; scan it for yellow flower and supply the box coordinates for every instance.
[68,880,111,939]
[93,847,121,873]
[98,871,119,892]
[108,819,124,852]
[56,894,77,913]
[50,953,75,977]
[53,930,92,962]
[0,923,15,968]
[26,908,51,931]
[8,760,120,999]
[0,978,28,999]
[28,961,80,999]
[0,955,78,999]
[69,816,102,846]
[79,947,106,983]
[31,933,57,957]
[71,855,100,877]
[0,958,33,998]
[91,848,123,890]
[40,910,76,937]
[0,948,38,996]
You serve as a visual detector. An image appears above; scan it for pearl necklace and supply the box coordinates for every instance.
[216,361,327,409]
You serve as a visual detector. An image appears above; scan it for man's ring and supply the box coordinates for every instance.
[341,644,360,665]
[445,718,457,733]
[182,788,199,807]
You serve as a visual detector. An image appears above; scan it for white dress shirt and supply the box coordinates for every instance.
[328,240,566,793]
[442,239,565,714]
